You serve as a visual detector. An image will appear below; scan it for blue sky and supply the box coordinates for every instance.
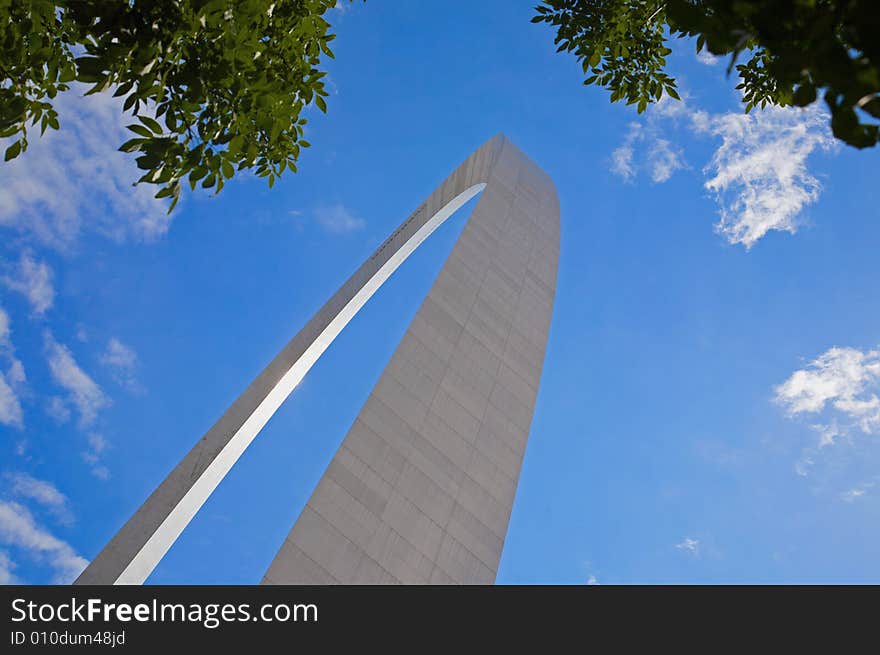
[1,1,879,585]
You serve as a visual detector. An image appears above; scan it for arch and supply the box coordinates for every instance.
[75,134,559,584]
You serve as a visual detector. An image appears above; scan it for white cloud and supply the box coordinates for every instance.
[0,500,87,583]
[813,421,845,448]
[0,374,23,429]
[100,337,140,391]
[82,433,110,480]
[0,549,17,584]
[841,485,872,502]
[610,124,639,181]
[586,575,600,585]
[775,347,880,439]
[0,306,25,429]
[649,138,686,183]
[44,332,108,427]
[675,537,700,556]
[0,85,171,250]
[794,456,813,477]
[6,473,73,526]
[87,433,108,455]
[610,95,837,248]
[0,307,12,350]
[45,396,71,424]
[697,104,837,248]
[777,347,880,480]
[1,251,54,315]
[90,466,110,481]
[610,113,686,185]
[101,338,137,372]
[653,93,690,120]
[314,204,366,234]
[695,49,720,66]
[42,332,113,477]
[6,359,24,387]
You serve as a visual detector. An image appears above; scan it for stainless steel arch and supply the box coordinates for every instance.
[75,134,559,585]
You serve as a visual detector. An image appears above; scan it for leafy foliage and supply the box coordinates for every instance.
[1,0,354,211]
[533,0,880,148]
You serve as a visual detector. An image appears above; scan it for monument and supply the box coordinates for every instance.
[75,134,560,585]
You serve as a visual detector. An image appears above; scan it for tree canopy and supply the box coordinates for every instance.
[1,0,348,211]
[532,0,880,148]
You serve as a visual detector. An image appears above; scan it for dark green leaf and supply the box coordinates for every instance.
[127,124,154,138]
[138,115,163,135]
[4,140,22,161]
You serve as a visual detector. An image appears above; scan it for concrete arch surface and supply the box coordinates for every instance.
[75,134,559,585]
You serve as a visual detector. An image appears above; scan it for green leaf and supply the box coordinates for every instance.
[119,139,144,152]
[0,0,352,209]
[136,153,161,170]
[127,124,154,138]
[531,0,878,151]
[138,115,164,135]
[228,135,244,156]
[4,140,22,161]
[74,57,105,83]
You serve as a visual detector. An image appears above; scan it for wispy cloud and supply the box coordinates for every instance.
[675,537,700,556]
[586,574,600,585]
[610,121,686,184]
[0,550,17,584]
[649,138,686,183]
[100,337,140,392]
[82,434,110,481]
[1,251,54,316]
[0,500,87,583]
[5,472,74,526]
[695,104,836,248]
[610,95,836,248]
[775,346,880,438]
[314,203,366,234]
[776,346,880,481]
[695,49,720,66]
[0,85,170,250]
[841,484,873,502]
[611,123,639,181]
[794,455,814,477]
[0,375,23,430]
[0,306,15,353]
[43,333,113,478]
[87,465,109,481]
[0,306,25,429]
[45,396,71,424]
[44,332,108,428]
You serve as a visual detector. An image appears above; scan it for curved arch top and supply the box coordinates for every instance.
[75,134,559,585]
